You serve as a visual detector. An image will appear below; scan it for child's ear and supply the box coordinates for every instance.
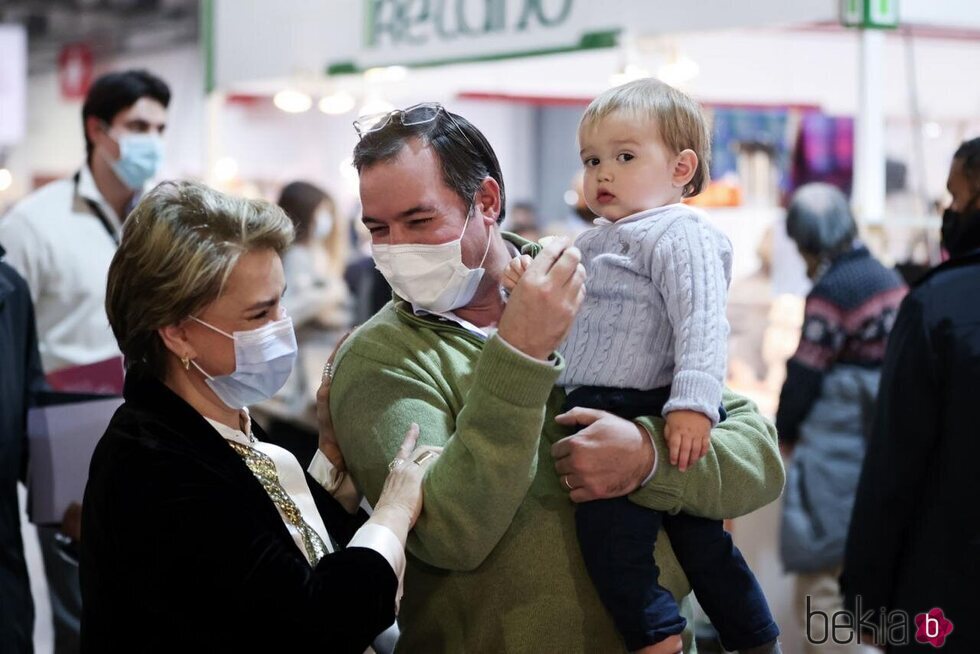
[672,149,699,193]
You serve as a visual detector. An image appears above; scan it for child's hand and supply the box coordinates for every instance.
[502,254,533,292]
[664,410,712,472]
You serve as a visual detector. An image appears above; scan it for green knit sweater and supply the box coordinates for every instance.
[331,299,784,653]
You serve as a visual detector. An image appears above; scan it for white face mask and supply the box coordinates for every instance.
[371,207,493,314]
[189,315,297,410]
[313,208,334,239]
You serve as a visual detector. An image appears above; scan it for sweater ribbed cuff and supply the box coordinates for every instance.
[632,416,684,511]
[474,334,562,409]
[663,370,724,425]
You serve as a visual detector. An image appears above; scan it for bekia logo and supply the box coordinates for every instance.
[807,596,955,648]
[915,608,954,648]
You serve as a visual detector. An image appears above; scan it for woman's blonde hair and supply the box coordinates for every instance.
[579,77,711,197]
[106,181,294,379]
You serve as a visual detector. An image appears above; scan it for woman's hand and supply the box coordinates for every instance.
[316,332,351,471]
[372,424,441,534]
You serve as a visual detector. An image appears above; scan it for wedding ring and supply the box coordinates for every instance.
[388,457,405,472]
[412,450,439,466]
[563,475,574,491]
[322,361,334,382]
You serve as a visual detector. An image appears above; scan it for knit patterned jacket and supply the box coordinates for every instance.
[776,245,907,445]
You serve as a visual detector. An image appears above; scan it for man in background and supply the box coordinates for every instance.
[843,138,980,652]
[0,247,46,654]
[0,68,170,653]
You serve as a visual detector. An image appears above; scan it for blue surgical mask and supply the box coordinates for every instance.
[189,315,298,410]
[105,131,164,190]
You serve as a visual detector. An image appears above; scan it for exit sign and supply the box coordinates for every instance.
[841,0,899,29]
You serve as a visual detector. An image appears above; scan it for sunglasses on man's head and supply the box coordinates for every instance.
[353,102,443,137]
[353,102,473,146]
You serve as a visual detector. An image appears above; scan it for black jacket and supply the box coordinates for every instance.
[0,249,44,654]
[80,373,397,653]
[842,250,980,653]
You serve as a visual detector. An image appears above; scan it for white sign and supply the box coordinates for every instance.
[209,0,841,89]
[330,0,620,73]
[0,24,27,146]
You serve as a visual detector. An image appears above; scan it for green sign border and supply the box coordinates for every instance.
[326,29,619,76]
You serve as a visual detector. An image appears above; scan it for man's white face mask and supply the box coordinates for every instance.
[371,205,493,314]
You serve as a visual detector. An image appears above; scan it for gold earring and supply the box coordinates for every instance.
[181,356,190,370]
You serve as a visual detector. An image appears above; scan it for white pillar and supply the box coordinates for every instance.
[853,28,886,225]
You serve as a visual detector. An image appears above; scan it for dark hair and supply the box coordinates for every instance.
[277,181,330,243]
[352,107,507,224]
[82,69,171,160]
[786,182,857,258]
[954,137,980,188]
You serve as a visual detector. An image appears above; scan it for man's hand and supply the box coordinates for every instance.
[551,407,655,502]
[636,635,683,654]
[61,502,82,542]
[664,409,711,472]
[497,237,585,360]
[502,254,532,293]
[316,332,352,472]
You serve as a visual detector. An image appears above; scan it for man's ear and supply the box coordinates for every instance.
[474,176,502,225]
[85,116,109,151]
[672,149,699,193]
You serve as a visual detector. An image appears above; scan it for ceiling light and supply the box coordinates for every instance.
[274,89,312,113]
[214,157,239,183]
[319,91,357,115]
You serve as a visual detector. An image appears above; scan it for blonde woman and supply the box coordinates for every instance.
[80,181,436,653]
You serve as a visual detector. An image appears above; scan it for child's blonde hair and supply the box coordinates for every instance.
[580,78,711,197]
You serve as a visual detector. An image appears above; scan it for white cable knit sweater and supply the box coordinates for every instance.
[557,204,733,424]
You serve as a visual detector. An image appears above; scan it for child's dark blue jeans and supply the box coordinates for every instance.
[565,385,779,652]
